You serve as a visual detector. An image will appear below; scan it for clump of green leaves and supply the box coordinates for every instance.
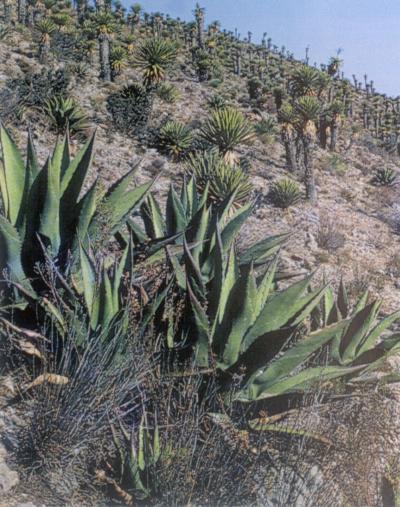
[186,150,253,207]
[158,121,193,159]
[133,37,177,89]
[44,96,89,135]
[269,178,302,208]
[371,167,397,187]
[156,82,180,103]
[107,83,153,136]
[199,107,254,162]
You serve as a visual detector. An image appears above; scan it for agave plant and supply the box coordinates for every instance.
[0,127,153,301]
[44,96,89,135]
[186,150,253,207]
[156,82,180,104]
[133,37,177,89]
[312,280,400,379]
[269,178,302,209]
[198,107,255,163]
[110,46,128,80]
[158,121,193,159]
[371,167,397,187]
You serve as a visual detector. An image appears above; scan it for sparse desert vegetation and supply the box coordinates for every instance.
[1,2,400,506]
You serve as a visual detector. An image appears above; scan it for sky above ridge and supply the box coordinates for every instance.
[120,0,400,97]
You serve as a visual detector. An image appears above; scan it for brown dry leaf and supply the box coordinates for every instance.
[17,340,43,359]
[95,470,133,504]
[23,373,69,391]
[0,318,50,342]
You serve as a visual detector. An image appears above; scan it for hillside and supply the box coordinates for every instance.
[1,2,400,506]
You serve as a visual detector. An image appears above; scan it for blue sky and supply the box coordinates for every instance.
[121,0,400,97]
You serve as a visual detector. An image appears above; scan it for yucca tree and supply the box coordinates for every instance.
[76,0,88,22]
[36,18,56,64]
[128,2,141,33]
[329,99,344,151]
[294,95,321,202]
[289,66,323,98]
[133,37,177,90]
[199,107,255,163]
[3,0,12,24]
[327,56,343,78]
[93,11,117,81]
[0,127,153,301]
[18,0,26,24]
[278,102,298,172]
[158,121,194,159]
[194,3,205,49]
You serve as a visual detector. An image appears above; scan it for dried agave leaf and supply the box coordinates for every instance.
[95,470,133,504]
[23,373,69,391]
[17,339,43,359]
[0,318,50,342]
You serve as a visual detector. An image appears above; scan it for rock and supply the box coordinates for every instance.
[0,461,19,493]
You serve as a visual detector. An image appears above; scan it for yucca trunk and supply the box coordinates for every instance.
[95,0,105,11]
[302,122,317,202]
[195,9,205,48]
[99,33,111,81]
[18,0,26,23]
[76,0,88,22]
[3,0,12,23]
[281,125,297,171]
[330,114,340,151]
[39,35,50,64]
[25,4,34,25]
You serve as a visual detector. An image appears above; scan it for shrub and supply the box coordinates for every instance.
[158,121,193,158]
[185,150,253,207]
[107,83,153,136]
[371,167,397,187]
[207,94,226,110]
[44,96,89,135]
[247,76,262,100]
[0,69,70,122]
[269,178,302,208]
[316,217,346,252]
[156,82,180,103]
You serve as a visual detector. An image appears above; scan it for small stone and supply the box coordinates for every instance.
[0,462,19,493]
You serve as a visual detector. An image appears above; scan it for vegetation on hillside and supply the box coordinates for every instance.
[1,1,400,506]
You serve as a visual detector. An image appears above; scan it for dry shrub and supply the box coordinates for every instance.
[316,217,346,253]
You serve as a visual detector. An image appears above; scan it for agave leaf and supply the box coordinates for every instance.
[248,420,332,445]
[340,301,381,364]
[60,132,95,200]
[219,265,258,369]
[241,274,314,352]
[354,289,369,314]
[166,247,186,290]
[184,238,205,301]
[26,130,39,183]
[254,255,279,318]
[187,281,210,367]
[166,184,187,237]
[0,125,27,226]
[247,320,349,391]
[337,277,349,318]
[79,245,96,313]
[239,233,290,266]
[142,192,165,239]
[185,203,210,266]
[0,216,33,294]
[356,309,400,358]
[39,158,61,253]
[75,179,98,246]
[241,364,363,401]
[127,218,149,245]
